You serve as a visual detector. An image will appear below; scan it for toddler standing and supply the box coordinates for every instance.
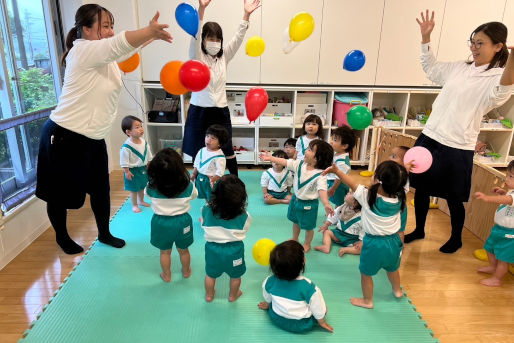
[191,124,229,200]
[324,160,408,309]
[146,148,198,283]
[261,150,293,204]
[474,160,514,287]
[258,240,333,333]
[120,115,152,213]
[260,139,334,253]
[327,125,355,206]
[295,115,323,160]
[201,175,251,302]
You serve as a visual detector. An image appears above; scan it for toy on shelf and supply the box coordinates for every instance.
[474,140,502,163]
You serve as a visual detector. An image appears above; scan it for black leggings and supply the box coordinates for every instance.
[414,190,465,241]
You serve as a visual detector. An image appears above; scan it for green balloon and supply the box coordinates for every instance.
[347,105,372,130]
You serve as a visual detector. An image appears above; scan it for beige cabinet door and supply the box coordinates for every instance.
[375,0,446,86]
[318,0,384,85]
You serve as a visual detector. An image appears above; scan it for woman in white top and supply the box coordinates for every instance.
[182,0,260,176]
[405,11,514,253]
[36,4,172,254]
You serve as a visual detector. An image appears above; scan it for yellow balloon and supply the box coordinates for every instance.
[289,12,315,42]
[246,36,266,57]
[252,238,276,266]
[473,248,489,262]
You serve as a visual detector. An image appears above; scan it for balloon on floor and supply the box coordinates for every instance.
[253,238,276,266]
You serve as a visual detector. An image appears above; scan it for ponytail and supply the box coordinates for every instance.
[61,27,79,67]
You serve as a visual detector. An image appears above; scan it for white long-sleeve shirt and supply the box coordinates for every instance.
[50,31,136,140]
[420,43,513,150]
[189,20,249,108]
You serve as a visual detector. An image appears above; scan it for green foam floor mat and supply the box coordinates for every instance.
[20,171,438,343]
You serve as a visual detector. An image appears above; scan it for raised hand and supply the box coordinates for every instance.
[199,0,211,8]
[244,0,261,15]
[149,12,173,43]
[416,10,435,42]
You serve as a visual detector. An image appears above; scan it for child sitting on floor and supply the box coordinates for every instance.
[261,150,293,205]
[201,175,251,302]
[146,148,197,283]
[474,160,514,287]
[284,138,297,159]
[315,192,363,257]
[258,240,333,333]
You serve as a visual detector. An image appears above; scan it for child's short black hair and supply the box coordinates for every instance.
[368,160,408,211]
[309,139,334,170]
[331,125,356,152]
[121,115,142,136]
[272,149,288,159]
[302,114,324,140]
[206,124,229,148]
[270,240,305,281]
[209,174,247,220]
[284,138,297,147]
[508,160,514,173]
[147,148,190,198]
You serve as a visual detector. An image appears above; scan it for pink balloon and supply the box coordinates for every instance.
[245,88,268,123]
[404,146,433,174]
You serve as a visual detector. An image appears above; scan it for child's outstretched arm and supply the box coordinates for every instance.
[475,190,513,205]
[322,164,358,191]
[259,152,288,167]
[319,190,334,217]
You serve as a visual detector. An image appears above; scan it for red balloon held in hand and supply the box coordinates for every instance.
[245,88,268,123]
[179,60,211,92]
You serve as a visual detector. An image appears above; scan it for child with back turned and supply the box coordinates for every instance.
[191,124,229,200]
[295,115,323,160]
[120,115,152,213]
[324,160,408,308]
[146,148,198,283]
[260,140,334,253]
[474,160,514,287]
[201,175,251,302]
[261,150,293,204]
[258,240,333,333]
[327,125,355,206]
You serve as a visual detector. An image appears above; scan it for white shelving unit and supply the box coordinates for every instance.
[142,84,514,168]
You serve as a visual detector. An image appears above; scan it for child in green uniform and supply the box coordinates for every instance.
[327,125,355,206]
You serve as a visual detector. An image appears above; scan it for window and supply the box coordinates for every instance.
[0,0,61,213]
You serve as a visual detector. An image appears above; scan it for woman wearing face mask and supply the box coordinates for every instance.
[404,11,514,253]
[182,0,260,176]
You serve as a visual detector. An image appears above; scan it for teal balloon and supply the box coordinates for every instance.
[175,3,199,37]
[347,105,372,130]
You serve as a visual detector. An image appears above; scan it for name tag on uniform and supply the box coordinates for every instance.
[183,226,191,234]
[505,234,514,239]
[233,258,243,267]
[304,206,311,210]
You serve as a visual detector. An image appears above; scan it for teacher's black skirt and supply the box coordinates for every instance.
[182,104,234,159]
[409,133,474,202]
[35,119,109,209]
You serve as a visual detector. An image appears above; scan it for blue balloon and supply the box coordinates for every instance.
[175,3,199,37]
[343,50,366,72]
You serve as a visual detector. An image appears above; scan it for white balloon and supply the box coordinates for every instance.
[282,27,299,54]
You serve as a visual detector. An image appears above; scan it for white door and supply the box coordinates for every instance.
[437,0,505,63]
[200,1,261,84]
[318,0,384,85]
[375,0,446,86]
[260,0,323,84]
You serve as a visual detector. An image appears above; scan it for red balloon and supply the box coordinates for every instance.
[245,88,268,123]
[179,60,211,92]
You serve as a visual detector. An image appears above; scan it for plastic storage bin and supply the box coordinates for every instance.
[332,92,368,127]
[160,139,182,154]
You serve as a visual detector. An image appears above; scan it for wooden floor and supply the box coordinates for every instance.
[0,169,512,343]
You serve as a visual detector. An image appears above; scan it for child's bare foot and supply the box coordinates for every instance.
[303,244,311,253]
[314,245,330,254]
[479,277,502,287]
[205,290,215,302]
[339,248,346,257]
[477,266,496,274]
[132,205,141,213]
[140,201,151,207]
[229,290,243,302]
[350,297,373,309]
[160,272,171,283]
[393,289,404,298]
[182,267,192,278]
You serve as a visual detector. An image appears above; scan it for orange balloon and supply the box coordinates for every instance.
[118,52,140,73]
[160,61,188,95]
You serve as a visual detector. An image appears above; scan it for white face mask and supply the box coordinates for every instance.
[205,41,221,56]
